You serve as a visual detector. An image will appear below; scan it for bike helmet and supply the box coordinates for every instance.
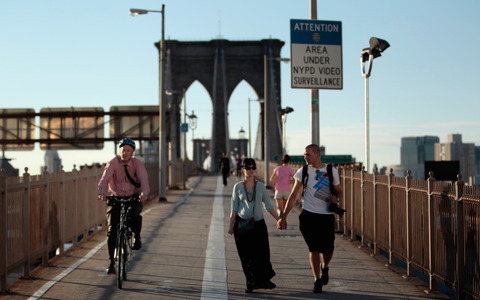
[119,138,136,150]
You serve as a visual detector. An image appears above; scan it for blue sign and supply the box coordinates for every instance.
[181,123,188,133]
[290,19,342,45]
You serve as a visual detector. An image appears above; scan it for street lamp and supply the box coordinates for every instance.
[130,5,167,201]
[239,127,246,157]
[188,111,198,166]
[239,127,245,139]
[264,52,289,187]
[281,106,294,155]
[361,37,390,173]
[248,98,263,158]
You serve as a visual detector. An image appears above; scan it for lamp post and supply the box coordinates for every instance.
[239,127,245,139]
[188,111,198,170]
[281,107,294,155]
[239,127,246,157]
[264,51,290,186]
[130,6,167,201]
[361,37,390,173]
[165,89,187,189]
[247,98,263,158]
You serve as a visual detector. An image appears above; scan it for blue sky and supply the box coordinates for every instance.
[1,0,479,175]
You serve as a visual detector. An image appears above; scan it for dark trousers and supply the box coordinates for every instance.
[106,200,143,261]
[222,171,229,186]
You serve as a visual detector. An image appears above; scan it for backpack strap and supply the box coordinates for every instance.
[326,163,336,196]
[301,165,308,196]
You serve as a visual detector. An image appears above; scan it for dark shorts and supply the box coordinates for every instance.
[299,210,335,253]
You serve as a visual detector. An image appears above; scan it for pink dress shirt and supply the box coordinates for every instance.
[98,156,150,197]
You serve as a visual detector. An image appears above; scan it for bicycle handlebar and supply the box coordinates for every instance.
[106,195,139,203]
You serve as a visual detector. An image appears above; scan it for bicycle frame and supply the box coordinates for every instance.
[107,195,138,289]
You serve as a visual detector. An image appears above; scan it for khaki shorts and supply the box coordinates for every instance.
[274,190,290,200]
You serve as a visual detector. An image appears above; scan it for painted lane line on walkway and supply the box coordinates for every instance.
[201,176,228,300]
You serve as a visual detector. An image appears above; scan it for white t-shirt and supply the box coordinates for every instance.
[293,164,340,214]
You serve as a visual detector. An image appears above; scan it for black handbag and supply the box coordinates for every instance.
[237,217,255,234]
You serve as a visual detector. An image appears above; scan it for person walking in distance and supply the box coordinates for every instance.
[277,144,343,293]
[269,154,295,217]
[235,154,243,179]
[97,138,150,275]
[228,158,280,293]
[219,152,231,186]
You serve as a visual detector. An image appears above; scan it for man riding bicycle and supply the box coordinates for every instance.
[97,138,150,275]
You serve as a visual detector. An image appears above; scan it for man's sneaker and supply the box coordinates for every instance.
[132,238,142,250]
[313,278,323,293]
[320,264,329,285]
[106,263,115,275]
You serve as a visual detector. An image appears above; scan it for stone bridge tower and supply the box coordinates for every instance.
[157,39,285,172]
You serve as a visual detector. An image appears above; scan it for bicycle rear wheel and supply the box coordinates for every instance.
[116,234,124,289]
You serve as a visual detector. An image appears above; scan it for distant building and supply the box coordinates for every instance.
[434,134,476,184]
[389,135,440,180]
[44,150,62,173]
[401,136,439,165]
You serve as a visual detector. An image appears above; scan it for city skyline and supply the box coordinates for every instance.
[1,1,479,175]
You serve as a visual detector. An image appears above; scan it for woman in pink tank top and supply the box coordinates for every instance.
[269,155,295,216]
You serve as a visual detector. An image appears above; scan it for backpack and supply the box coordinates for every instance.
[301,163,336,197]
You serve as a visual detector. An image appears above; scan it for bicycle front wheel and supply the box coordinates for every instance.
[122,235,128,281]
[116,234,125,289]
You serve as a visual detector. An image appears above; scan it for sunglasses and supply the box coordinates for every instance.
[315,170,320,180]
[244,166,256,170]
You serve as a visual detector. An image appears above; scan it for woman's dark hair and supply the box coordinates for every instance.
[282,154,291,164]
[242,158,256,168]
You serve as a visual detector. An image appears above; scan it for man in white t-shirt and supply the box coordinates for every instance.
[277,144,343,293]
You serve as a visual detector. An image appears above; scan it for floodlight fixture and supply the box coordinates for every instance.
[281,106,294,155]
[369,37,390,53]
[360,36,390,173]
[129,8,163,16]
[281,107,294,115]
[129,9,148,16]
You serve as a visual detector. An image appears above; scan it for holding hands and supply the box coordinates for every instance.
[277,218,287,230]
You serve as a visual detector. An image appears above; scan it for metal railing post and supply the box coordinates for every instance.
[350,168,355,240]
[42,167,50,265]
[0,169,7,292]
[426,171,436,293]
[21,168,31,279]
[360,167,365,244]
[388,169,394,265]
[73,166,78,247]
[405,170,413,278]
[455,175,465,299]
[373,167,378,256]
[60,167,66,255]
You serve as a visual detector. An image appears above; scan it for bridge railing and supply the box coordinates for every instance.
[0,160,164,292]
[2,160,479,298]
[258,161,479,299]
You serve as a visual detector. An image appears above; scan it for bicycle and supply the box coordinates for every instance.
[107,195,138,289]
